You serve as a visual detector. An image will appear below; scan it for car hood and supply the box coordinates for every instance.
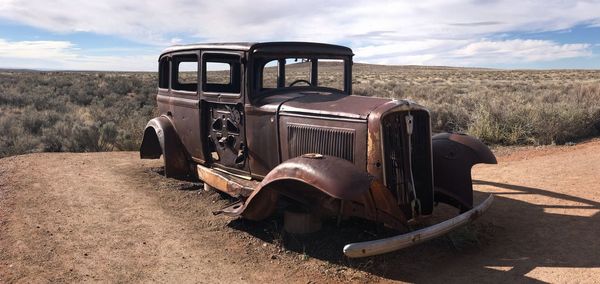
[278,91,391,119]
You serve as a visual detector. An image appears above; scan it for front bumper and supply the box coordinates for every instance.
[343,194,494,258]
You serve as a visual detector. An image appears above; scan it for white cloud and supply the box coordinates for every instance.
[354,39,593,66]
[0,39,156,71]
[452,40,592,64]
[353,39,469,65]
[2,0,599,43]
[0,0,598,69]
[0,39,77,60]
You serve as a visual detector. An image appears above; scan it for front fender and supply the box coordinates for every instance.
[235,154,373,221]
[432,133,496,211]
[140,116,189,177]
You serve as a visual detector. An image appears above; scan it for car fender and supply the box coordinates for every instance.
[140,116,189,177]
[432,133,497,211]
[237,154,373,221]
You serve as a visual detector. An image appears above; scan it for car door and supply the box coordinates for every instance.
[158,52,204,161]
[200,51,249,176]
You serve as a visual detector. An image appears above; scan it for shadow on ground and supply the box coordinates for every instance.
[225,180,600,282]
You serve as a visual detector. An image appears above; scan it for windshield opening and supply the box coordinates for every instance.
[254,56,347,96]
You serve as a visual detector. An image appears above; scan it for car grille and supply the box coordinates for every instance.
[287,124,355,162]
[382,110,434,217]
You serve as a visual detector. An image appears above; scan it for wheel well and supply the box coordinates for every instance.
[243,179,339,221]
[140,127,162,159]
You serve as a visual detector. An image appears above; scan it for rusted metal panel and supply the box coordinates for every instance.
[216,157,410,230]
[279,93,388,119]
[278,114,368,169]
[160,42,353,58]
[286,124,355,162]
[197,164,256,197]
[432,133,497,210]
[204,102,248,171]
[140,116,189,177]
[244,92,304,177]
[250,42,353,57]
[238,155,372,220]
[157,92,204,160]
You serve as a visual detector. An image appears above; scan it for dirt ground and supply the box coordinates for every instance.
[1,139,599,283]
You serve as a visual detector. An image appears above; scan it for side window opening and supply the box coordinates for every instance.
[171,54,198,92]
[261,60,279,89]
[203,53,241,94]
[317,59,344,90]
[206,62,231,85]
[158,57,169,89]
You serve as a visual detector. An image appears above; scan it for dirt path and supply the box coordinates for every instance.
[1,140,599,283]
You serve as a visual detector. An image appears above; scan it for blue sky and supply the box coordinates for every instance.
[0,0,599,71]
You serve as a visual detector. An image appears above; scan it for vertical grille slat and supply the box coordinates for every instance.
[382,110,434,217]
[287,124,355,162]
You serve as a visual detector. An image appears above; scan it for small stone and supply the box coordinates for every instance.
[270,254,277,260]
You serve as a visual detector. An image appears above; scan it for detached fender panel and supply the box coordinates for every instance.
[140,116,189,177]
[432,133,496,210]
[236,155,373,221]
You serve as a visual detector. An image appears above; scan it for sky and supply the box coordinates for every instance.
[0,0,599,71]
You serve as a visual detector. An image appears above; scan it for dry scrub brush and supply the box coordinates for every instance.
[352,65,600,145]
[1,66,599,158]
[0,71,156,157]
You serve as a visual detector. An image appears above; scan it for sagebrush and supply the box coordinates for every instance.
[1,66,599,158]
[0,71,156,157]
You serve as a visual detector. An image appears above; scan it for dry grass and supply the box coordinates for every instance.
[0,71,156,157]
[0,65,599,158]
[351,65,600,145]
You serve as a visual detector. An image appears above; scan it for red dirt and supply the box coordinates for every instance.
[1,140,599,283]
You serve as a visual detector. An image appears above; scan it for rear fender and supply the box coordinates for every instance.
[432,133,496,211]
[140,116,189,177]
[235,154,373,221]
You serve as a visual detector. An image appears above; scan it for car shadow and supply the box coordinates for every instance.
[227,180,600,282]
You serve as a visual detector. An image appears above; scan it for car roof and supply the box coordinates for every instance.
[160,42,353,58]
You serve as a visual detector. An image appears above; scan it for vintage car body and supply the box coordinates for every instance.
[140,42,496,257]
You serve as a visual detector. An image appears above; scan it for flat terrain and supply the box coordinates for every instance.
[1,140,599,283]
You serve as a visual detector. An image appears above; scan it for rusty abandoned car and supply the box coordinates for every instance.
[140,42,496,257]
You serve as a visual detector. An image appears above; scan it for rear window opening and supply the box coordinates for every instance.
[171,54,198,92]
[158,57,169,89]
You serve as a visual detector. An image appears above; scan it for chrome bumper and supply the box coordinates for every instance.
[343,194,494,258]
